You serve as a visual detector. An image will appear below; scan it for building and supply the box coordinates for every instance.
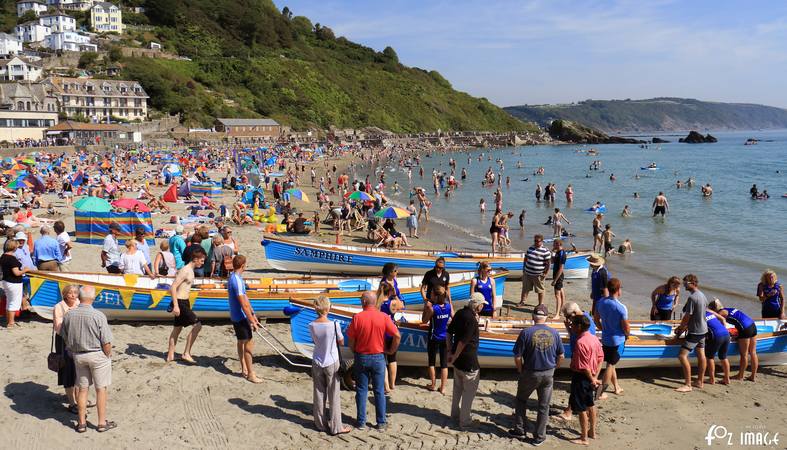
[43,31,97,52]
[17,0,48,17]
[0,82,59,141]
[46,0,94,11]
[215,118,282,139]
[45,120,126,144]
[45,77,149,122]
[90,2,122,34]
[0,56,43,81]
[15,21,52,43]
[0,33,23,56]
[38,13,77,33]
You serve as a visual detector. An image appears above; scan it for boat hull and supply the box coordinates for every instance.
[288,301,787,369]
[28,270,506,321]
[261,237,590,279]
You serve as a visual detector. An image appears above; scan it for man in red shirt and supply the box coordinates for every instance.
[347,291,400,430]
[568,314,603,445]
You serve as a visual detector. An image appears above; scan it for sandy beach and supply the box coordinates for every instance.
[0,149,784,449]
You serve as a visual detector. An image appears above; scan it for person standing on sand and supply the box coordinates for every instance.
[650,276,681,320]
[594,278,629,398]
[168,225,187,270]
[703,303,731,385]
[756,269,784,319]
[447,293,484,430]
[519,234,551,307]
[652,192,669,217]
[227,255,261,383]
[61,286,116,433]
[167,247,206,363]
[556,303,597,422]
[310,295,351,435]
[422,285,452,394]
[710,301,758,381]
[566,314,603,446]
[2,239,29,328]
[587,255,609,317]
[674,274,708,392]
[551,240,567,320]
[53,284,80,413]
[100,223,122,274]
[406,200,418,238]
[347,291,400,430]
[421,257,452,306]
[509,304,563,446]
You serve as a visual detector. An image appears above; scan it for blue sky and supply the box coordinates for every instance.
[275,0,787,108]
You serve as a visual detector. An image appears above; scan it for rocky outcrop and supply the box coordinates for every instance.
[678,131,717,143]
[548,120,645,144]
[652,137,670,143]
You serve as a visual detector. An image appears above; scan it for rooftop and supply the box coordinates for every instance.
[217,118,280,126]
[48,120,124,131]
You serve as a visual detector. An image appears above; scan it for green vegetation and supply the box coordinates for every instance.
[118,0,533,130]
[505,98,787,133]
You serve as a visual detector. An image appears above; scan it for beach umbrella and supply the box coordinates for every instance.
[111,198,151,212]
[21,158,35,166]
[74,196,112,212]
[374,206,411,219]
[285,189,310,202]
[346,191,374,201]
[6,177,32,190]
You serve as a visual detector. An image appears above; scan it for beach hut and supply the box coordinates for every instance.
[74,211,154,245]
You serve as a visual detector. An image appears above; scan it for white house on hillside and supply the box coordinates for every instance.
[0,56,43,81]
[44,31,97,52]
[16,0,48,17]
[46,0,94,11]
[39,13,77,33]
[0,33,23,56]
[15,21,52,43]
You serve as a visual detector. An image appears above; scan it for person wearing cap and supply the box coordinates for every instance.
[556,302,598,422]
[593,278,629,398]
[509,304,563,445]
[33,225,64,271]
[12,231,35,271]
[519,234,551,307]
[587,255,609,317]
[168,225,186,270]
[101,223,122,274]
[447,292,484,430]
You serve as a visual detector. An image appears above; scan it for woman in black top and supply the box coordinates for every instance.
[1,239,28,328]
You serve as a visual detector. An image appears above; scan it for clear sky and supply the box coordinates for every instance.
[275,0,787,108]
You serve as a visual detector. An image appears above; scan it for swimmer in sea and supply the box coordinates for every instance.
[621,205,631,217]
[519,209,525,230]
[617,239,632,254]
[652,192,669,216]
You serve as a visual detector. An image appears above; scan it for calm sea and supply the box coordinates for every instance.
[370,130,787,315]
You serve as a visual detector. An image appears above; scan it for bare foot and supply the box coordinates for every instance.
[551,315,561,320]
[720,378,730,385]
[570,438,589,445]
[247,375,263,384]
[427,384,437,392]
[692,382,703,389]
[708,379,716,385]
[613,388,624,395]
[588,430,597,439]
[553,413,572,422]
[733,374,744,381]
[675,385,692,393]
[180,355,196,364]
[517,302,526,307]
[438,387,445,395]
[745,375,756,382]
[598,393,609,400]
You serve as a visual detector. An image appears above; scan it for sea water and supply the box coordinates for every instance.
[371,130,787,315]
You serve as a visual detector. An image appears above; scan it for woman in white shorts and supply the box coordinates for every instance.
[1,240,30,328]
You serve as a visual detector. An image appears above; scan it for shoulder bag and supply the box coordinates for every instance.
[47,330,65,372]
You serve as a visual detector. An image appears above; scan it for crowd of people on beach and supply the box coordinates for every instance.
[0,141,783,446]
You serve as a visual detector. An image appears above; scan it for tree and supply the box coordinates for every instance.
[78,52,99,69]
[382,46,399,64]
[282,6,292,20]
[17,11,37,25]
[315,24,335,41]
[108,46,123,62]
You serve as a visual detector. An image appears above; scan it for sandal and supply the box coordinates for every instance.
[74,423,87,433]
[97,421,117,433]
[67,404,79,414]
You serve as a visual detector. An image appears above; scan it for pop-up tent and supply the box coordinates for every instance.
[162,184,178,202]
[74,211,154,245]
[177,180,191,197]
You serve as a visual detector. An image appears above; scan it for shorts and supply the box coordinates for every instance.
[681,333,705,352]
[2,281,23,311]
[106,265,121,274]
[568,372,595,414]
[427,338,448,369]
[602,344,623,365]
[73,351,112,389]
[738,323,758,339]
[553,275,564,291]
[232,320,252,341]
[704,335,730,360]
[761,304,782,319]
[173,299,200,327]
[385,350,397,364]
[651,309,672,321]
[653,205,666,216]
[523,274,545,294]
[604,242,613,252]
[37,260,60,271]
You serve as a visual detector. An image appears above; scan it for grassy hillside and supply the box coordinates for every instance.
[7,0,523,131]
[505,98,787,133]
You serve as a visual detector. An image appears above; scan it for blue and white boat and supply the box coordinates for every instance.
[28,269,506,321]
[261,236,590,279]
[286,299,787,369]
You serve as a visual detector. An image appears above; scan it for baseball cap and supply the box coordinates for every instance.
[175,225,184,234]
[533,304,549,317]
[468,292,486,310]
[14,231,26,241]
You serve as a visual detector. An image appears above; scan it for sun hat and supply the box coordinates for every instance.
[586,254,605,266]
[14,231,26,241]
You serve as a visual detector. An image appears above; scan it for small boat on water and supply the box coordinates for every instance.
[261,236,590,279]
[286,299,787,369]
[28,269,507,321]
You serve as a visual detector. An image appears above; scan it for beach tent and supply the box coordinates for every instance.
[191,182,222,198]
[177,180,191,197]
[24,174,45,194]
[162,184,178,202]
[74,211,154,245]
[264,156,278,167]
[164,163,182,177]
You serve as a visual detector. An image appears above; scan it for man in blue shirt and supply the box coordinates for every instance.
[594,278,629,399]
[510,304,564,445]
[227,254,261,383]
[32,225,63,271]
[587,255,609,317]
